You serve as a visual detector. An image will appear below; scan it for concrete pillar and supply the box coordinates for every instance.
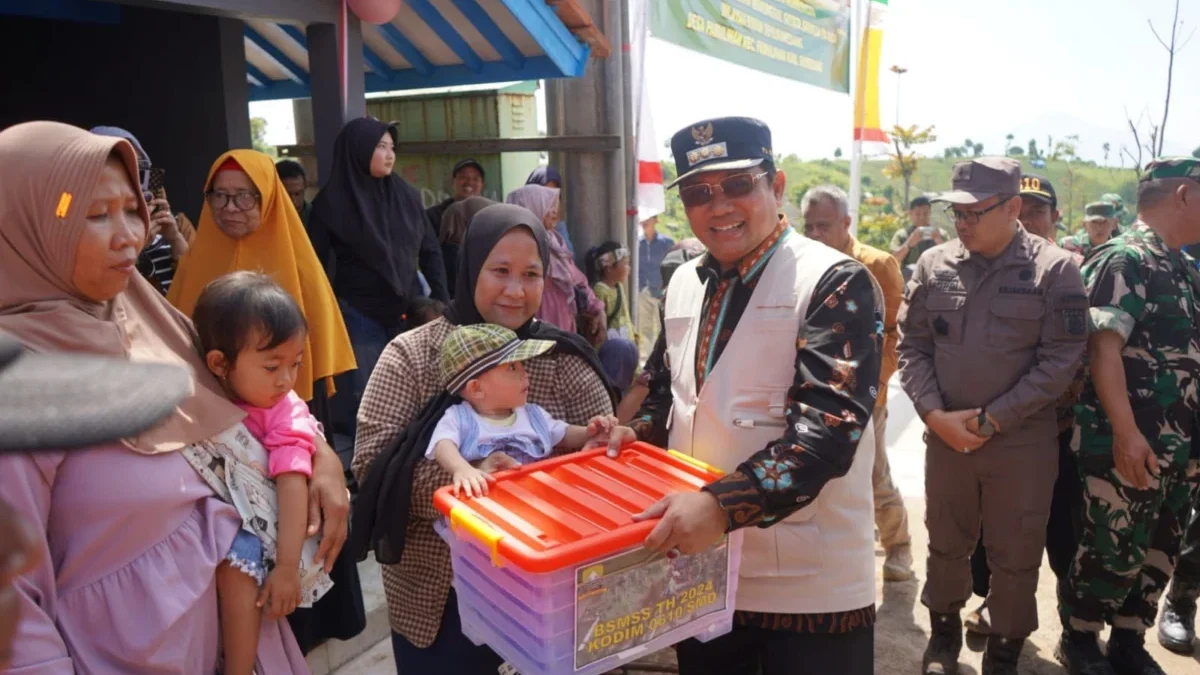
[216,16,253,151]
[546,0,628,263]
[307,18,367,186]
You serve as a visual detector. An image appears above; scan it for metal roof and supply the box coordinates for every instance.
[244,0,609,101]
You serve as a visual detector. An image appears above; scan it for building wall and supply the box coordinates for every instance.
[0,4,252,221]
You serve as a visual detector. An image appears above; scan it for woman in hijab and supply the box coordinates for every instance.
[168,149,356,404]
[438,195,495,295]
[90,125,192,294]
[505,184,606,342]
[525,164,575,254]
[307,117,448,441]
[166,148,364,653]
[348,203,617,673]
[0,121,351,673]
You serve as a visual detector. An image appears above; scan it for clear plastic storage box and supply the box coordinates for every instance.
[434,443,744,675]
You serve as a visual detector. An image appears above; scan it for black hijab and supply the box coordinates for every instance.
[349,204,618,565]
[308,117,424,298]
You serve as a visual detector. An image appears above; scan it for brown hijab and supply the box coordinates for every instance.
[0,121,243,454]
[439,195,495,245]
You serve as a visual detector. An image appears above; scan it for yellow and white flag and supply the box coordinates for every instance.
[853,0,889,145]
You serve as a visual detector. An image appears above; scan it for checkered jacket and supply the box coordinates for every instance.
[351,317,615,646]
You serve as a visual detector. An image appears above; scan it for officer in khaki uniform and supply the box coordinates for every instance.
[897,157,1088,675]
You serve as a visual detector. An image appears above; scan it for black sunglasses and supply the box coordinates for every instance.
[679,171,768,208]
[945,195,1015,226]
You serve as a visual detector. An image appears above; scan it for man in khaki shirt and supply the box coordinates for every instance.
[801,185,913,582]
[898,158,1087,675]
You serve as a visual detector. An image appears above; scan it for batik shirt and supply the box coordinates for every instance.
[1073,223,1200,470]
[632,216,883,633]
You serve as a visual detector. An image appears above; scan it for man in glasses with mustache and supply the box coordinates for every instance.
[897,157,1087,674]
[628,117,883,674]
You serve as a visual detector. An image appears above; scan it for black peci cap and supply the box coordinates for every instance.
[668,117,773,188]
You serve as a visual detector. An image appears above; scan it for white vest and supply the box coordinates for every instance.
[663,233,877,614]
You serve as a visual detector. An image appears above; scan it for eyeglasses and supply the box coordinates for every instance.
[679,172,768,208]
[206,190,260,211]
[945,196,1014,226]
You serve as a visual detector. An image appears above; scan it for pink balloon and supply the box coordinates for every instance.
[347,0,402,25]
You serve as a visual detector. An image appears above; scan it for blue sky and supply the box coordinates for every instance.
[253,0,1199,165]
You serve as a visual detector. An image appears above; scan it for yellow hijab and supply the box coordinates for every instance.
[168,149,355,400]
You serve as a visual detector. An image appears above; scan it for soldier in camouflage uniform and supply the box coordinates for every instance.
[1101,192,1132,231]
[1159,487,1200,653]
[1057,158,1200,675]
[1059,201,1119,260]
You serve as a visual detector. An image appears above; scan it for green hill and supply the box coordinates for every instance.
[656,156,1140,252]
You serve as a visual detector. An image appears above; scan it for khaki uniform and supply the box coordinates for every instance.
[897,226,1087,638]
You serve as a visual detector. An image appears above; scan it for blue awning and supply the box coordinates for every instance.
[244,0,608,102]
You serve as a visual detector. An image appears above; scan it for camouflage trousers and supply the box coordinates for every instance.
[1059,456,1200,633]
[1167,489,1200,594]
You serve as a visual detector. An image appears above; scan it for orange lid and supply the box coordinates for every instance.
[433,442,724,573]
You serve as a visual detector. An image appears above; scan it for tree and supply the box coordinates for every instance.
[1027,139,1039,159]
[1005,133,1014,151]
[834,147,843,159]
[1050,135,1082,226]
[883,124,937,206]
[250,117,275,157]
[1193,145,1200,159]
[1149,0,1194,155]
[1008,147,1025,157]
[1102,142,1111,166]
[1125,0,1195,174]
[973,142,984,157]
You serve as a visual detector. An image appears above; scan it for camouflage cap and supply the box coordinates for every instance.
[1083,201,1116,221]
[1141,157,1200,183]
[439,324,555,393]
[1100,193,1125,212]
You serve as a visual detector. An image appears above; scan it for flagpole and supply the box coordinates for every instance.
[848,0,871,237]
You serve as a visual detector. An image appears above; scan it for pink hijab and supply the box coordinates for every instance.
[505,185,604,333]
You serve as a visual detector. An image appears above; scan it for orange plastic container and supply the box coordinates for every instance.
[433,442,742,675]
[433,442,725,572]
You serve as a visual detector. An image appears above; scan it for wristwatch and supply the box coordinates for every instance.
[978,411,996,438]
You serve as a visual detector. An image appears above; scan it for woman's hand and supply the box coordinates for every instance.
[307,440,349,572]
[257,566,301,619]
[0,497,41,669]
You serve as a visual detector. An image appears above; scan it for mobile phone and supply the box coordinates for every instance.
[920,226,933,239]
[147,168,166,202]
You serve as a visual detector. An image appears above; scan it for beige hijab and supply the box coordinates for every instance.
[0,121,243,454]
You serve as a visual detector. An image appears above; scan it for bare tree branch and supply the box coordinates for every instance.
[1179,26,1198,53]
[1125,113,1145,176]
[1121,145,1140,169]
[1158,0,1182,155]
[1149,20,1171,50]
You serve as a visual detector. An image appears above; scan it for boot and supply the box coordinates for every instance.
[922,611,963,675]
[1157,580,1197,654]
[1054,629,1117,675]
[883,543,915,581]
[964,599,992,636]
[981,636,1023,675]
[1106,628,1167,675]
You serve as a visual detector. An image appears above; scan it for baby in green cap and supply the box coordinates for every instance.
[429,323,636,497]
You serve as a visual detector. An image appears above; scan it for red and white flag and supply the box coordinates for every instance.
[631,0,664,222]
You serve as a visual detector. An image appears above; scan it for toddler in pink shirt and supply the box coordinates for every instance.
[193,271,329,675]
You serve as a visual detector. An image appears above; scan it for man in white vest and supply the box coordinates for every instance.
[629,117,883,674]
